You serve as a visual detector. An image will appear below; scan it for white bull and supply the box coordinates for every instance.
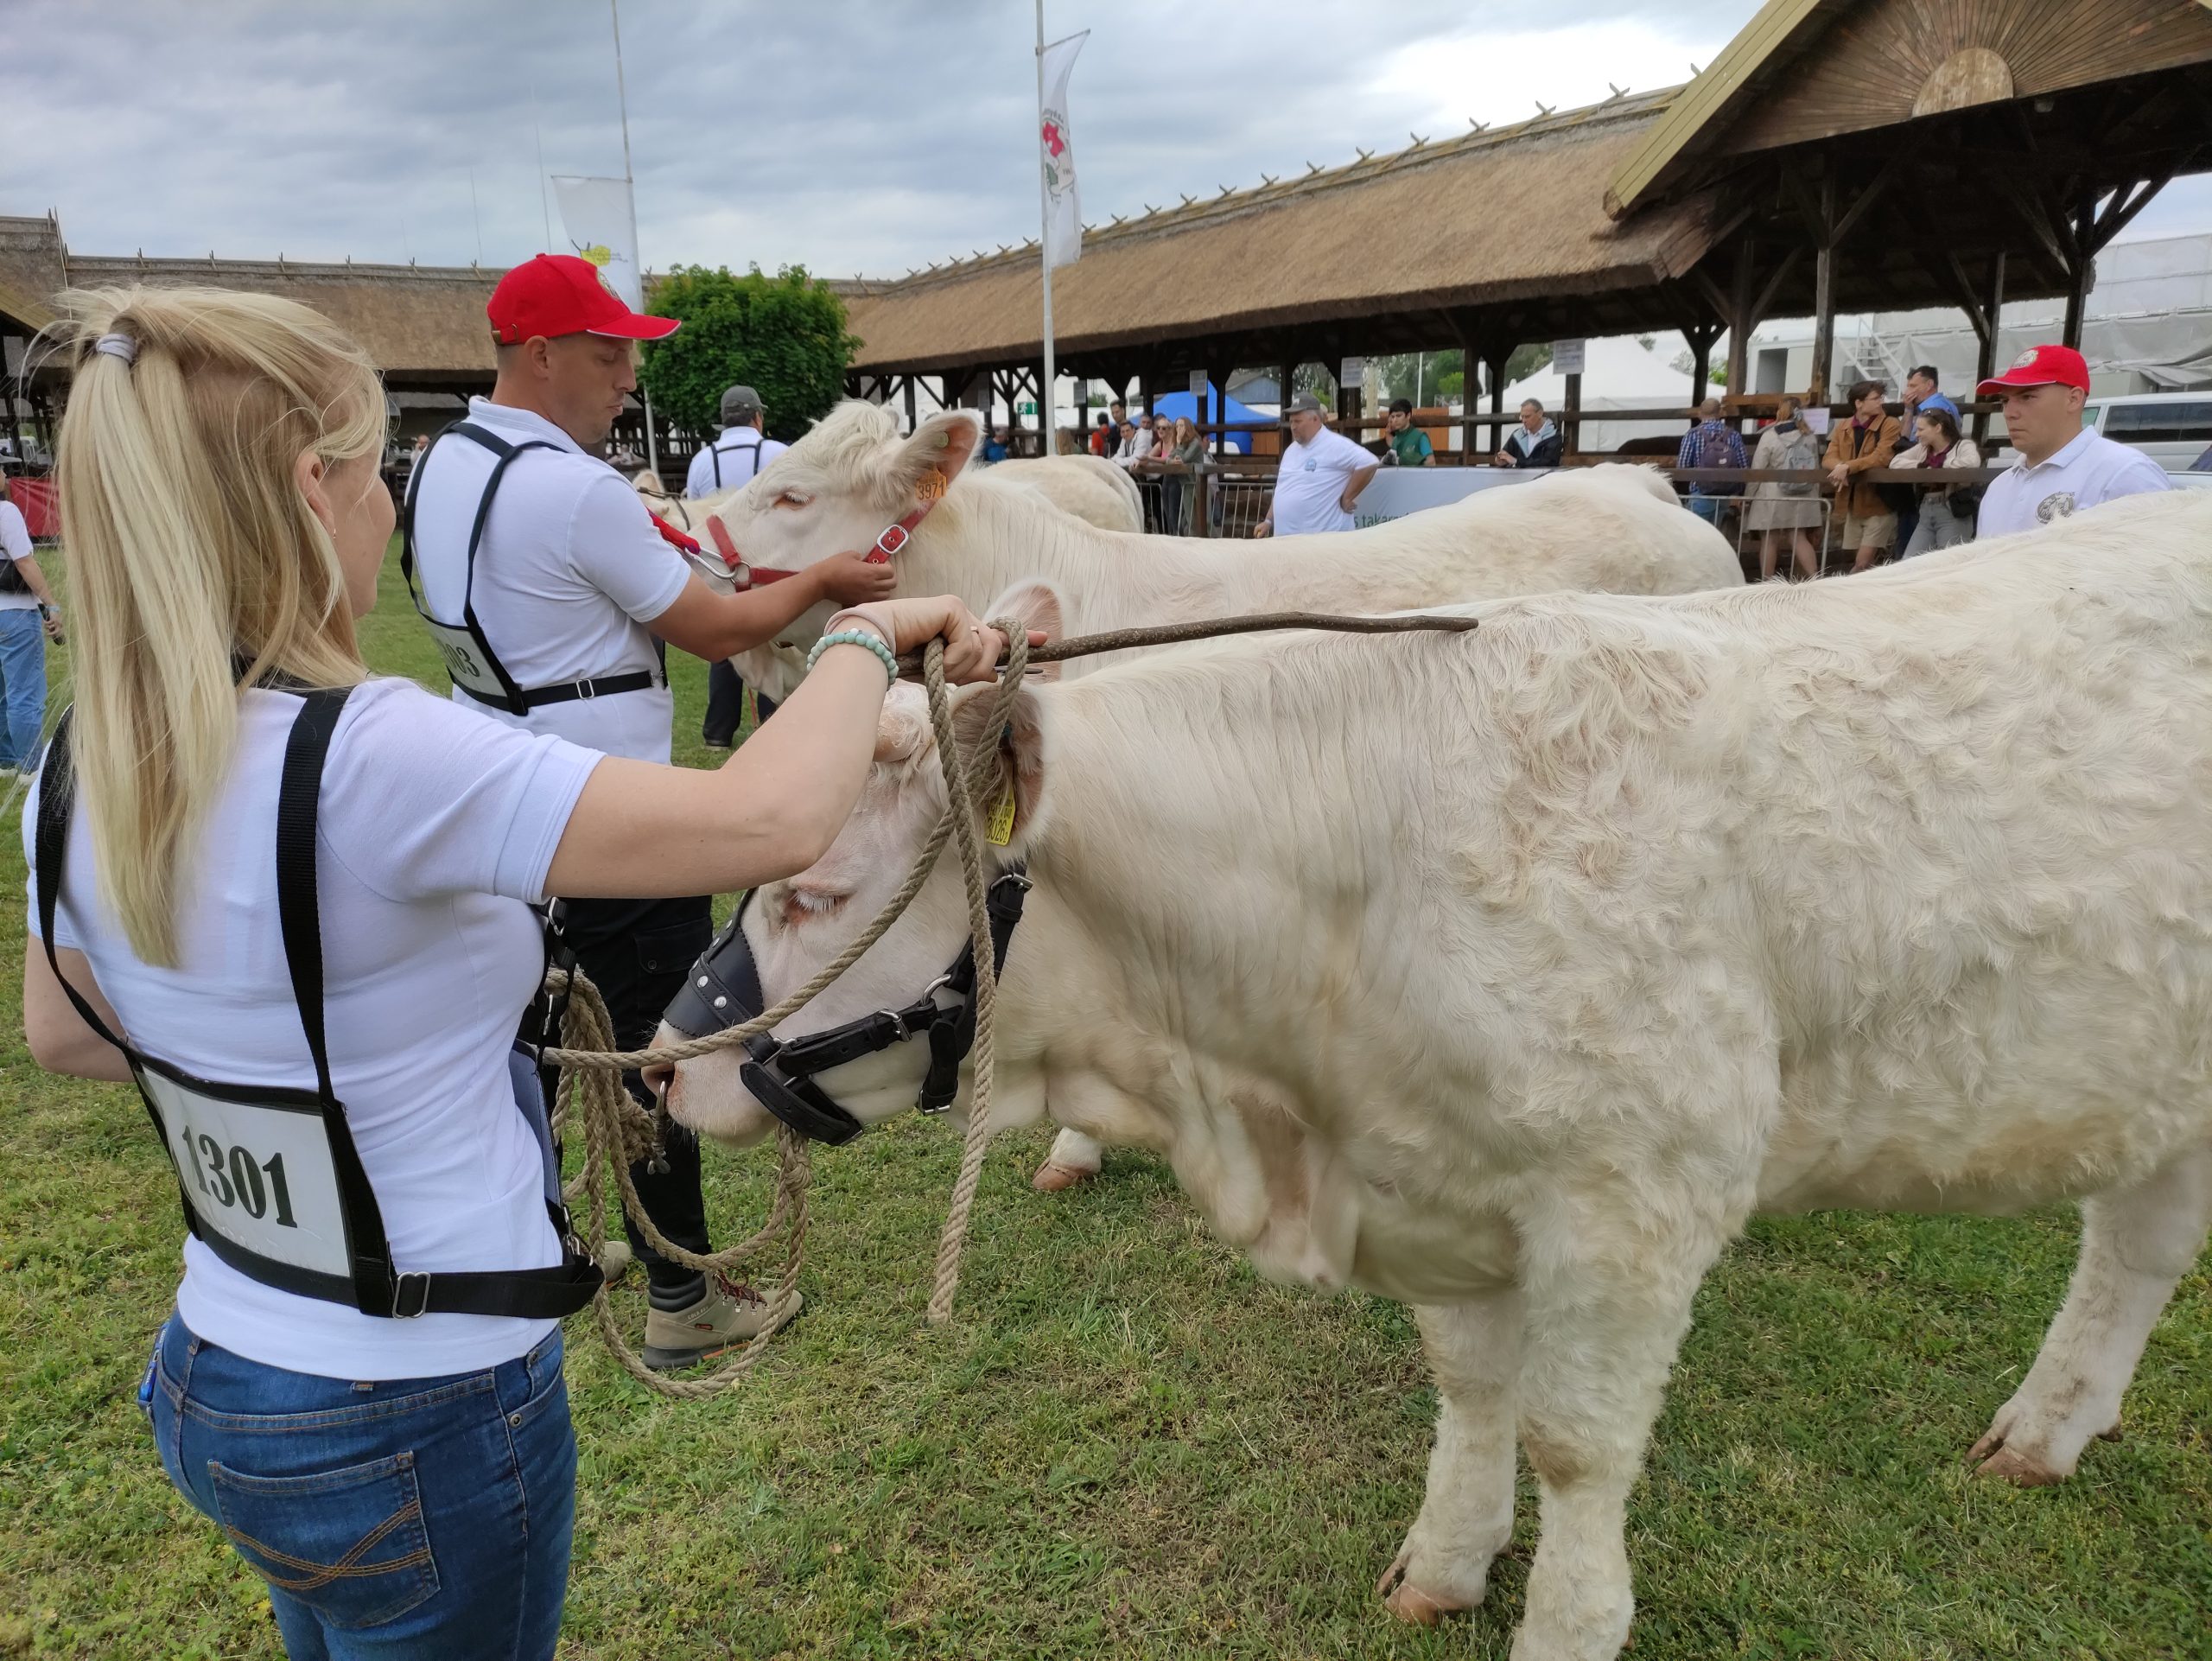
[642,445,1145,701]
[661,491,2212,1660]
[710,403,1741,1191]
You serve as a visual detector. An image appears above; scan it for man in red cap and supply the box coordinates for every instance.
[1975,343,2170,540]
[404,253,892,1367]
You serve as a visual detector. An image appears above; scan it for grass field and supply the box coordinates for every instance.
[0,544,2207,1659]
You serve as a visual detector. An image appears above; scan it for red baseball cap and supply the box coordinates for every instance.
[486,253,679,345]
[1976,343,2088,397]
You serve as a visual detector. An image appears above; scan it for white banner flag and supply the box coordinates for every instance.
[1039,30,1089,270]
[549,175,644,309]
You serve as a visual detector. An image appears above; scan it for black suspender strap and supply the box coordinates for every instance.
[403,421,665,715]
[708,434,763,491]
[275,687,349,1102]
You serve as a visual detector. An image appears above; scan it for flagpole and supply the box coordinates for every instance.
[610,0,660,476]
[1034,0,1058,456]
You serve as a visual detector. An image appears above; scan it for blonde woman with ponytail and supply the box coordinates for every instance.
[24,286,1013,1659]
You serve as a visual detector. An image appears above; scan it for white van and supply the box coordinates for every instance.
[2075,391,2212,470]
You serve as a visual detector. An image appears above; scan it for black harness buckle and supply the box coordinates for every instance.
[391,1271,433,1319]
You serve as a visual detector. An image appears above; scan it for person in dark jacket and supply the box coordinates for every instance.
[1497,398,1562,468]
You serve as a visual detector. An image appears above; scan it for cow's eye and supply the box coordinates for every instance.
[774,490,811,510]
[780,886,849,927]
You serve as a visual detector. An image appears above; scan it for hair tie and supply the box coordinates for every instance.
[92,332,139,366]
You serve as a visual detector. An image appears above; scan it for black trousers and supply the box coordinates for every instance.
[556,893,715,1298]
[703,660,777,747]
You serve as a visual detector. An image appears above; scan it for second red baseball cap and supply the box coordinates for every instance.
[487,253,680,345]
[1977,343,2088,397]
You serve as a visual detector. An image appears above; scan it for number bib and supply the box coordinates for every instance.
[141,1066,352,1280]
[422,617,506,706]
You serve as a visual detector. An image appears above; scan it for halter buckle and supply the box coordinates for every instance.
[874,523,909,557]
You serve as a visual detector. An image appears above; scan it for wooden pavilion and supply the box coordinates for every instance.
[836,0,2212,455]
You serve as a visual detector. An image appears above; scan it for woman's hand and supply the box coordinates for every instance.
[827,595,1034,685]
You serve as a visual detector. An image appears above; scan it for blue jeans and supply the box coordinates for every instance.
[0,606,47,769]
[1688,493,1730,525]
[143,1314,575,1659]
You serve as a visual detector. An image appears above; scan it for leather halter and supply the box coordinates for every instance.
[694,471,946,592]
[659,868,1030,1146]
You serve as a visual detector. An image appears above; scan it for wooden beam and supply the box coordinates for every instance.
[1828,150,1905,249]
[2088,171,2175,253]
[1974,252,2005,447]
[1749,243,1802,327]
[1686,266,1732,326]
[1808,170,1837,406]
[1724,236,1756,394]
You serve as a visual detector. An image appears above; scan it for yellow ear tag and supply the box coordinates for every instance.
[986,783,1018,847]
[916,468,948,503]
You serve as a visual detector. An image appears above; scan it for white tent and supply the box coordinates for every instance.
[1503,333,1715,455]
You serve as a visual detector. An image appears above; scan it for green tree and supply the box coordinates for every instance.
[639,264,857,442]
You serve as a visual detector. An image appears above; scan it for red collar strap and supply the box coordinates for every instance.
[699,490,940,591]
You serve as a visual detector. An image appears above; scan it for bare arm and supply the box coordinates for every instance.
[1340,461,1382,510]
[10,555,57,608]
[545,596,1011,899]
[647,552,896,662]
[23,941,135,1082]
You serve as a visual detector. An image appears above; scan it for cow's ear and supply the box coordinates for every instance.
[950,684,1047,849]
[890,410,981,506]
[874,684,936,765]
[983,578,1065,683]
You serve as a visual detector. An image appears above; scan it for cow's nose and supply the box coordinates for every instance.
[641,1060,674,1104]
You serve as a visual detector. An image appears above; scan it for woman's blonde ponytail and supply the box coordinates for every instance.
[46,286,385,964]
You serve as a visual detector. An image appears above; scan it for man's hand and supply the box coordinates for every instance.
[1252,519,1274,538]
[1826,463,1850,487]
[1493,450,1514,468]
[40,609,62,645]
[811,550,899,606]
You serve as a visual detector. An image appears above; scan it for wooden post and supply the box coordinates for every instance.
[1562,369,1582,461]
[1689,328,1714,403]
[1278,360,1295,422]
[1724,238,1755,395]
[1486,350,1510,461]
[1974,251,2006,446]
[2063,215,2091,350]
[1808,173,1838,406]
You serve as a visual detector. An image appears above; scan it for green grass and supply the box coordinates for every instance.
[1,545,2208,1658]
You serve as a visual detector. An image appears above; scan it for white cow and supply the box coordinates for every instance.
[984,452,1145,531]
[713,403,1741,1190]
[660,491,2212,1660]
[643,445,1145,702]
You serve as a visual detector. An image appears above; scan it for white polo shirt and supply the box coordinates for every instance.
[1269,428,1378,535]
[26,678,601,1380]
[1976,425,2172,540]
[410,398,690,762]
[0,500,36,612]
[685,424,789,499]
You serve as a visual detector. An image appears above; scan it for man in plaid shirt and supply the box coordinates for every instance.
[1677,398,1746,525]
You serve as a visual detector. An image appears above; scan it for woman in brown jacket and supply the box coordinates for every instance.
[1822,379,1902,573]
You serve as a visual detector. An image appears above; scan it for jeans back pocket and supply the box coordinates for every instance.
[209,1449,440,1631]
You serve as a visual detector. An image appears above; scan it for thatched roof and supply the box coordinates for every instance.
[68,252,502,388]
[1608,0,2212,217]
[0,213,503,388]
[842,89,1718,375]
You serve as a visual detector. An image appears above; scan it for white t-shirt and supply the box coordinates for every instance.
[1977,426,2172,540]
[1269,428,1378,535]
[410,398,690,762]
[0,500,37,611]
[24,678,601,1379]
[685,425,788,499]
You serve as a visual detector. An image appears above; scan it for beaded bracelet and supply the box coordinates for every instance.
[806,627,899,684]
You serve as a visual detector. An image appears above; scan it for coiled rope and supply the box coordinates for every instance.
[545,609,1479,1398]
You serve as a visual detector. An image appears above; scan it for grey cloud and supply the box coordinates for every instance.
[16,0,1760,275]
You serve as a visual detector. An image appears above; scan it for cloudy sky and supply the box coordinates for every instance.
[16,1,2209,281]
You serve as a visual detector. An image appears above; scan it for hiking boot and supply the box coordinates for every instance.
[595,1240,632,1288]
[641,1275,803,1371]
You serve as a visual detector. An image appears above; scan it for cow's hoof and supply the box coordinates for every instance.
[1967,1429,2067,1487]
[1376,1549,1480,1625]
[1031,1160,1096,1193]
